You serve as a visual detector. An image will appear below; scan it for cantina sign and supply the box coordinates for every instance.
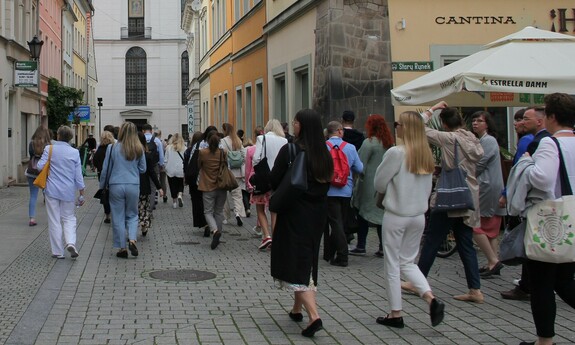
[435,16,516,25]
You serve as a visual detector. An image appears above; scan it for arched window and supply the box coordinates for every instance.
[181,51,189,105]
[126,47,147,105]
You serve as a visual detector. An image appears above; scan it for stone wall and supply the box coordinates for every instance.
[313,0,393,130]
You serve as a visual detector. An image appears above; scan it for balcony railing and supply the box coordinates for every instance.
[120,27,152,40]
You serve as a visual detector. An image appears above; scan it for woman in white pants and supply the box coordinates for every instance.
[373,111,444,328]
[37,126,85,259]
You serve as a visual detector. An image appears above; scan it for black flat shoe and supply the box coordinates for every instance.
[116,249,128,258]
[429,298,445,327]
[203,226,211,237]
[211,231,221,249]
[301,319,323,337]
[480,261,503,278]
[128,241,139,257]
[288,311,303,322]
[376,315,404,328]
[236,216,243,226]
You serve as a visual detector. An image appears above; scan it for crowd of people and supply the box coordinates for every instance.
[23,93,575,343]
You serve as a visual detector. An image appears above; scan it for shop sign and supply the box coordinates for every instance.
[391,61,433,72]
[435,16,516,25]
[68,105,91,123]
[187,101,194,131]
[15,61,38,87]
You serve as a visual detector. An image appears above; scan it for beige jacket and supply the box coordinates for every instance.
[425,127,484,228]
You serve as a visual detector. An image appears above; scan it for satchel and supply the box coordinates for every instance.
[26,155,41,176]
[525,137,575,263]
[499,220,527,266]
[432,141,474,213]
[216,151,239,191]
[250,135,272,195]
[269,144,308,213]
[223,139,244,169]
[33,145,53,189]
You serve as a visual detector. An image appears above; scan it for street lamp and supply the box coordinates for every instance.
[27,36,44,60]
[97,97,103,136]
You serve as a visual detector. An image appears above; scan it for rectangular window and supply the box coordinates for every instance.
[21,113,28,159]
[223,92,229,123]
[255,81,263,127]
[245,84,252,136]
[243,0,249,17]
[218,94,223,125]
[235,87,242,128]
[294,68,310,110]
[128,18,145,38]
[213,96,218,126]
[274,74,287,123]
[234,0,241,22]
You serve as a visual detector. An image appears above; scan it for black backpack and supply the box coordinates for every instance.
[147,133,159,165]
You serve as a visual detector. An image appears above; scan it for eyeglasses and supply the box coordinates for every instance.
[471,119,485,123]
[394,121,403,128]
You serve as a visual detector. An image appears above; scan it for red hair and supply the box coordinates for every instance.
[366,114,394,148]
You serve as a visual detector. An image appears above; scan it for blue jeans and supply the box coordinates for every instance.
[418,211,481,290]
[27,177,39,218]
[109,184,139,249]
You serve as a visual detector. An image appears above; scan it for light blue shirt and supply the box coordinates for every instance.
[144,132,164,167]
[326,137,363,197]
[37,141,85,202]
[99,143,146,188]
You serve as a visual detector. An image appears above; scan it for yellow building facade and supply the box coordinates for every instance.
[207,0,268,140]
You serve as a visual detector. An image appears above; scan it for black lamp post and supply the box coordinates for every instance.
[27,36,44,60]
[97,97,103,136]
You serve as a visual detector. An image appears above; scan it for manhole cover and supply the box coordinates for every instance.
[148,269,216,282]
[174,241,200,245]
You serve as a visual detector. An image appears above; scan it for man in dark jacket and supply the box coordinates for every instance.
[341,110,365,151]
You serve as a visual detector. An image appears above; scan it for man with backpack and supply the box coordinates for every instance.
[324,121,363,267]
[143,124,165,213]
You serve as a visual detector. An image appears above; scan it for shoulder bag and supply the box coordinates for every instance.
[525,137,575,263]
[26,155,42,177]
[223,139,244,169]
[33,145,53,189]
[432,141,475,213]
[249,135,272,195]
[269,143,308,213]
[216,150,239,191]
[499,220,527,266]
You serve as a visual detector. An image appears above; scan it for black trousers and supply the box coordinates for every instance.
[324,197,350,263]
[167,176,184,199]
[526,260,575,338]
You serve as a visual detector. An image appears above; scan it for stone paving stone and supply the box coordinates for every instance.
[2,179,575,344]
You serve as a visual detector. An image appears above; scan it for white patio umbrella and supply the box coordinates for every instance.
[391,26,575,106]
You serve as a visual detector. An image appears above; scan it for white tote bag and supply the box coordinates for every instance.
[525,195,575,263]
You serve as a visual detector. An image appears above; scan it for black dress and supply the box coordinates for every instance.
[184,145,207,228]
[269,144,329,286]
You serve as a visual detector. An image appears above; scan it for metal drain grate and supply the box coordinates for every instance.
[148,269,216,282]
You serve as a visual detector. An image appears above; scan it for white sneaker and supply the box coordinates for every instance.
[223,219,228,225]
[251,226,262,236]
[513,278,520,286]
[173,202,177,209]
[177,193,183,207]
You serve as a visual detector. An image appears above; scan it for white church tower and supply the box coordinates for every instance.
[93,0,189,138]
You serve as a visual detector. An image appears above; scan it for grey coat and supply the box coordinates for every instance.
[506,156,554,217]
[476,134,506,217]
[352,137,387,224]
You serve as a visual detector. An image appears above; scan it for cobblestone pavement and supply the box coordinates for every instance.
[0,179,573,345]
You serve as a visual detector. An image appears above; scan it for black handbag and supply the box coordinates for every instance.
[269,144,308,213]
[432,141,475,213]
[94,144,114,206]
[250,135,272,195]
[499,220,527,266]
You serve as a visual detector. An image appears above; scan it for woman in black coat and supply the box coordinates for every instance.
[269,109,333,338]
[138,132,163,236]
[93,131,115,223]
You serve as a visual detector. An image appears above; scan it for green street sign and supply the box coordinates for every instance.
[391,61,433,72]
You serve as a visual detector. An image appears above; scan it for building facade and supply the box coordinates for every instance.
[94,0,188,137]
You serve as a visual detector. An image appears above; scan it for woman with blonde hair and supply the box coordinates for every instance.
[164,132,186,208]
[252,119,287,250]
[221,123,246,225]
[25,126,52,226]
[93,131,116,223]
[374,111,444,328]
[100,122,146,258]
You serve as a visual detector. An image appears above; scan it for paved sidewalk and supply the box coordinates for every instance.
[0,179,573,345]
